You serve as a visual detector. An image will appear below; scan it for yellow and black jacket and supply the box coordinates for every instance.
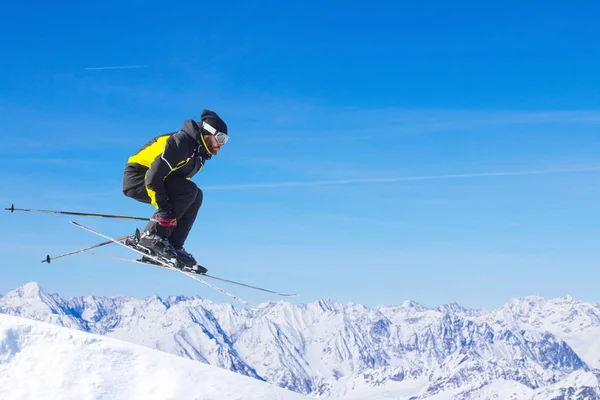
[123,120,212,209]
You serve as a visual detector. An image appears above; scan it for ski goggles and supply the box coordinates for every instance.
[202,121,229,145]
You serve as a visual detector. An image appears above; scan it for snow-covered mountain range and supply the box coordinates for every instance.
[1,282,599,399]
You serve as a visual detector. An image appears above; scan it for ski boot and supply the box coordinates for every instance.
[136,231,178,265]
[125,231,163,265]
[174,247,208,274]
[173,247,196,267]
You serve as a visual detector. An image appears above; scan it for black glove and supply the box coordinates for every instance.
[151,207,177,227]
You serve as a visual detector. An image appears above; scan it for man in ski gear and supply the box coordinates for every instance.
[122,110,229,268]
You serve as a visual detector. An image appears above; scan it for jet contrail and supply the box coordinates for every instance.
[84,65,149,70]
[203,166,600,190]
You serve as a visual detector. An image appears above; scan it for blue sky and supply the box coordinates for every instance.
[1,1,599,310]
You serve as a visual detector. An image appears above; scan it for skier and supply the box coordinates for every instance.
[122,110,229,269]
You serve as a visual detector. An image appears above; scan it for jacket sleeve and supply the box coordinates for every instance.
[145,134,189,209]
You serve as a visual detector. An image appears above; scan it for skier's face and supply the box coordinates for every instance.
[204,134,224,155]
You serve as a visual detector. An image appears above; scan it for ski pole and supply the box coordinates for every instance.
[42,235,132,263]
[5,204,150,221]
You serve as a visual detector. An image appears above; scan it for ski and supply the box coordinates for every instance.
[69,221,256,308]
[83,251,298,297]
[203,273,298,297]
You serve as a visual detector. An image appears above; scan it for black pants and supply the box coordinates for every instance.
[123,173,203,248]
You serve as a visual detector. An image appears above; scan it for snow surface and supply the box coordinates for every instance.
[0,313,308,400]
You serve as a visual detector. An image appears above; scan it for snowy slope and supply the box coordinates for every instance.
[2,282,600,399]
[0,313,308,400]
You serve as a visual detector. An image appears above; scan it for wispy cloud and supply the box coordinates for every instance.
[204,166,600,190]
[227,106,600,144]
[59,67,600,141]
[84,65,149,71]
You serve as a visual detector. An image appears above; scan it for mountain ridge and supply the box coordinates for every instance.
[1,281,599,399]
